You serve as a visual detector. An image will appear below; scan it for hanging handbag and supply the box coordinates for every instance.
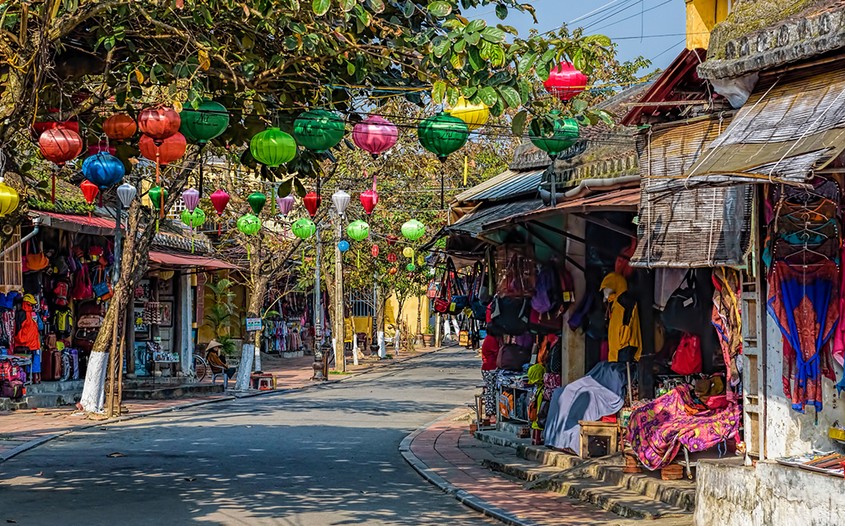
[23,239,50,273]
[433,272,452,314]
[446,258,469,314]
[662,270,703,333]
[469,261,489,320]
[71,263,94,300]
[487,295,530,336]
[497,343,532,371]
[92,266,114,302]
[671,333,703,375]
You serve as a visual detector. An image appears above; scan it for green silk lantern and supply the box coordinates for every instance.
[292,218,317,240]
[346,220,370,241]
[180,100,230,144]
[180,208,206,228]
[236,213,262,235]
[406,263,416,272]
[250,128,297,167]
[293,109,345,153]
[148,186,168,211]
[247,192,267,215]
[401,219,425,241]
[529,115,580,158]
[417,112,470,160]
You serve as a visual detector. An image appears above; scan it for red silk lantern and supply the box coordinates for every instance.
[543,62,589,102]
[139,133,187,165]
[33,120,80,137]
[359,170,378,215]
[103,114,137,141]
[388,266,398,275]
[387,253,397,263]
[352,115,398,157]
[80,180,99,216]
[303,191,321,218]
[210,189,230,235]
[371,244,380,258]
[386,235,398,246]
[138,106,181,143]
[40,128,83,204]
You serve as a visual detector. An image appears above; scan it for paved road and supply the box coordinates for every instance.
[0,348,494,525]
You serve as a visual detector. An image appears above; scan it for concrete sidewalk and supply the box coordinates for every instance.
[0,347,438,463]
[401,411,694,526]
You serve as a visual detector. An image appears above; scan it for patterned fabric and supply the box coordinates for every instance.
[482,369,497,417]
[626,386,741,471]
[543,373,561,401]
[711,267,742,394]
[767,261,838,412]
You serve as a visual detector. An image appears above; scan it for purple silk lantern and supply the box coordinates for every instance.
[182,188,200,212]
[277,193,295,216]
[352,115,398,158]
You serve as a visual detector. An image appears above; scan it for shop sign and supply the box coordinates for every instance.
[245,317,263,332]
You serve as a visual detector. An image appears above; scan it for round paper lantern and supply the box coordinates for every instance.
[292,218,317,240]
[277,193,295,216]
[148,186,168,211]
[544,62,589,102]
[247,192,267,215]
[39,128,83,165]
[371,244,380,258]
[360,188,378,215]
[387,253,397,263]
[103,114,137,141]
[293,109,345,153]
[346,220,370,241]
[352,115,398,157]
[406,263,416,272]
[303,191,321,218]
[331,190,351,216]
[88,141,116,156]
[82,152,125,189]
[529,116,580,158]
[389,267,398,275]
[236,213,262,236]
[138,106,181,143]
[386,235,398,246]
[447,97,490,131]
[139,133,187,165]
[117,183,137,208]
[182,188,200,212]
[250,128,296,167]
[337,240,350,253]
[180,100,229,145]
[181,208,206,228]
[210,189,230,216]
[402,247,414,259]
[80,180,99,206]
[401,219,425,241]
[418,112,470,161]
[0,180,20,217]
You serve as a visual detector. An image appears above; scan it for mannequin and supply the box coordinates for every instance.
[600,272,642,363]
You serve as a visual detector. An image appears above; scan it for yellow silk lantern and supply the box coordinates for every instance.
[447,97,490,131]
[402,246,414,259]
[0,180,20,217]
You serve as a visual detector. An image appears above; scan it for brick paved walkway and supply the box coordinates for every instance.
[407,414,619,526]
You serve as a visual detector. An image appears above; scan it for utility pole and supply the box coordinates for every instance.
[311,223,325,380]
[333,216,345,372]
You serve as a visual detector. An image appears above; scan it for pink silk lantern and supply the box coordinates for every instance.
[359,170,378,215]
[277,194,295,216]
[371,244,380,258]
[352,115,397,157]
[182,188,200,212]
[210,189,230,235]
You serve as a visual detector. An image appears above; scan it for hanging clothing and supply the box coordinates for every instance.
[600,273,642,362]
[481,369,497,417]
[481,335,499,371]
[767,260,838,413]
[711,268,742,394]
[654,268,687,310]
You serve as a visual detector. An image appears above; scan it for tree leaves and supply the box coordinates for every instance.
[427,1,452,17]
[312,0,330,16]
[511,110,528,136]
[477,86,497,107]
[497,85,520,109]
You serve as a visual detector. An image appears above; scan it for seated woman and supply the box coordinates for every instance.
[206,340,237,387]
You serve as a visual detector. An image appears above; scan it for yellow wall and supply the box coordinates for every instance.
[385,294,432,336]
[686,0,731,49]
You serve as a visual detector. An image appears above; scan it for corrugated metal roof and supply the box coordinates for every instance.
[453,169,544,203]
[447,199,545,237]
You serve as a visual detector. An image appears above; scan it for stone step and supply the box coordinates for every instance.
[26,380,85,394]
[22,391,81,409]
[545,476,692,520]
[123,383,224,400]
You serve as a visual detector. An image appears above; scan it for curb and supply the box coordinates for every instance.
[0,346,448,464]
[399,409,540,526]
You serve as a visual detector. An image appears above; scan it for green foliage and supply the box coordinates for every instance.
[203,278,239,355]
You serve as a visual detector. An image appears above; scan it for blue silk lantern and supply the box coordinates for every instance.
[82,152,125,189]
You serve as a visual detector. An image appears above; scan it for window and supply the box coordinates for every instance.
[0,227,23,292]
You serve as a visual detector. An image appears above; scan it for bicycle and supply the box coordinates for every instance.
[191,353,209,382]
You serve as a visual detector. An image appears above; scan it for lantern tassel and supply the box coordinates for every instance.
[463,155,469,186]
[191,226,195,254]
[51,172,56,204]
[357,249,360,269]
[156,149,164,219]
[247,244,251,260]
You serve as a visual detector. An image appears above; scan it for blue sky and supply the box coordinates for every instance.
[471,0,687,72]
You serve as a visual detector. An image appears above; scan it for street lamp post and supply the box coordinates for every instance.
[312,222,325,381]
[331,190,350,373]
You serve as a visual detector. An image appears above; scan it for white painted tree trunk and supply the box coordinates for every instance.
[377,331,386,359]
[235,343,254,391]
[78,351,109,413]
[352,336,359,366]
[253,340,262,373]
[394,326,400,356]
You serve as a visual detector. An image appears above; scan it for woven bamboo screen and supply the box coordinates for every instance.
[0,227,22,292]
[632,117,753,268]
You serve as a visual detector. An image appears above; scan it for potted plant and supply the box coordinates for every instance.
[422,325,434,347]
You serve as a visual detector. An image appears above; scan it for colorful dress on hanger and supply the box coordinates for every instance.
[767,260,839,413]
[711,268,742,396]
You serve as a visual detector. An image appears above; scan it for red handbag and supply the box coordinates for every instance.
[671,333,702,375]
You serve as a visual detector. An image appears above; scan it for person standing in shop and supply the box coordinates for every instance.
[480,334,501,425]
[15,294,42,383]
